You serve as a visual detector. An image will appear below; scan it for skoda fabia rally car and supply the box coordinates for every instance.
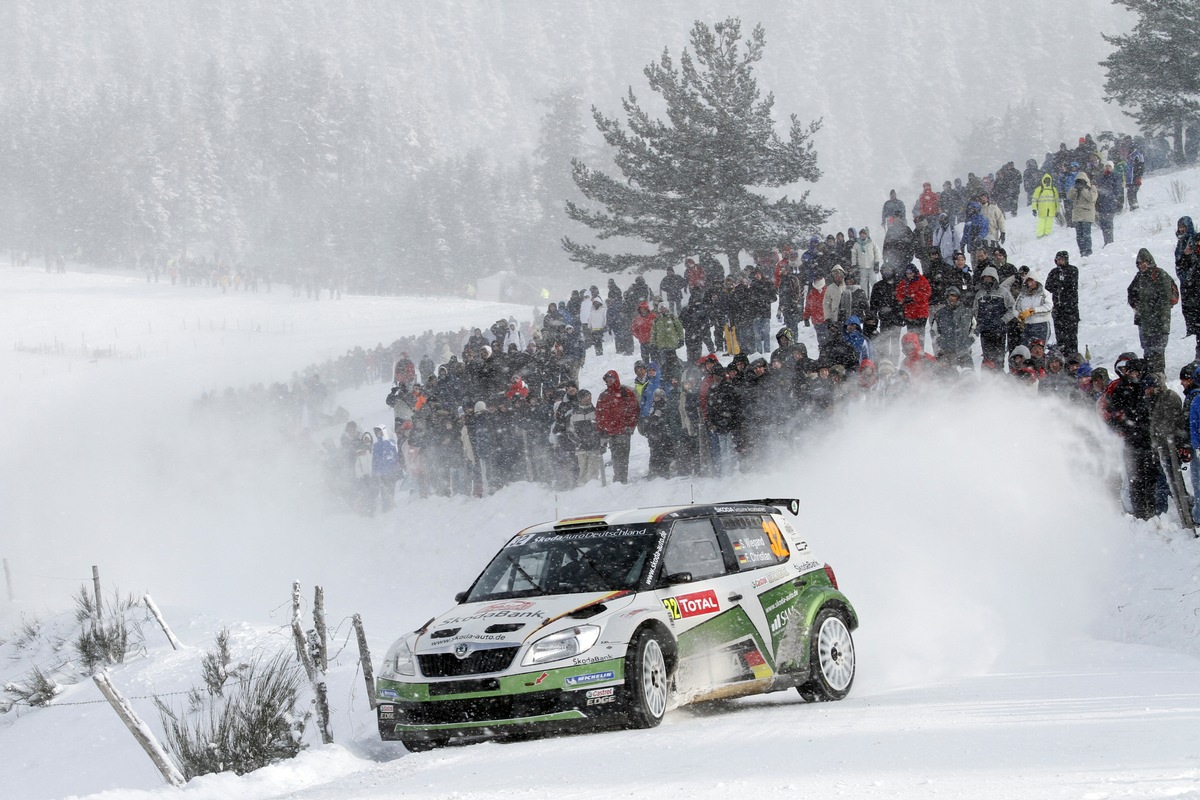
[376,499,857,749]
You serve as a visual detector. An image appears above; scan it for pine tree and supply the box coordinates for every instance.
[1101,0,1200,163]
[563,18,830,274]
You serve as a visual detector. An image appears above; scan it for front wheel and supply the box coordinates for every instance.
[797,607,855,702]
[620,628,670,728]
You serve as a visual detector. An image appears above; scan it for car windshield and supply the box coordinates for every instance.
[465,526,666,601]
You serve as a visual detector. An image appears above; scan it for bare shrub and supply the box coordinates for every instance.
[157,645,309,780]
[4,667,62,707]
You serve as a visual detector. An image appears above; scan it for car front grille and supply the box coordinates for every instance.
[393,690,575,725]
[418,646,520,677]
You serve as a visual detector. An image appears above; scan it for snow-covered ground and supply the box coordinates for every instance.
[2,168,1200,800]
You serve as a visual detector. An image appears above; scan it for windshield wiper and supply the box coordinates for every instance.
[507,555,547,594]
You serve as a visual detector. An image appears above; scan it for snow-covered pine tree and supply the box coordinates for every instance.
[563,17,831,274]
[1101,0,1200,164]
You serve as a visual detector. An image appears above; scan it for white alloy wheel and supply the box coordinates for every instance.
[640,637,668,720]
[816,613,855,693]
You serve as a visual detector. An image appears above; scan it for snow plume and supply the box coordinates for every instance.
[752,379,1128,692]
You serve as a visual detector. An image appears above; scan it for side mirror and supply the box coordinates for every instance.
[662,571,693,586]
[454,591,468,603]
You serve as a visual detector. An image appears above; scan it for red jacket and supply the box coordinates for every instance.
[803,283,826,324]
[631,302,656,344]
[685,259,706,290]
[900,332,937,376]
[895,274,931,321]
[596,370,640,435]
[917,185,940,218]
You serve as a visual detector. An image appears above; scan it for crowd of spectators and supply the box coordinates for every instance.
[199,131,1200,526]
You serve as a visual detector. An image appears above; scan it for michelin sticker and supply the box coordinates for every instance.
[565,670,615,686]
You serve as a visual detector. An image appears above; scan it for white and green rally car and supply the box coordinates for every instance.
[376,499,857,750]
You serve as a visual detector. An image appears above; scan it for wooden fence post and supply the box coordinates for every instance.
[313,586,328,673]
[91,565,103,634]
[143,595,181,650]
[290,581,333,744]
[93,670,185,788]
[353,614,376,710]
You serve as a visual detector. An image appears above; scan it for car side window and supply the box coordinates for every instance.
[721,515,790,570]
[662,518,726,582]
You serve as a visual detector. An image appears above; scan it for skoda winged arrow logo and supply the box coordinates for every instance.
[454,643,471,659]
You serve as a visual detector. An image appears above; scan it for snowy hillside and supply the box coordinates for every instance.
[1,163,1199,799]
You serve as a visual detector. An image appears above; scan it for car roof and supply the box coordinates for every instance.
[518,500,794,534]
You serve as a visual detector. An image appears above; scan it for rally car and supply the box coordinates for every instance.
[375,499,857,750]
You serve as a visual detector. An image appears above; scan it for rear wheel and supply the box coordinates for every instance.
[797,607,855,702]
[620,629,670,728]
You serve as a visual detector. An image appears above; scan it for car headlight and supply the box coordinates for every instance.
[381,637,416,677]
[521,625,601,666]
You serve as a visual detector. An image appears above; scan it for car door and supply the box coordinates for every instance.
[713,513,801,674]
[655,517,772,696]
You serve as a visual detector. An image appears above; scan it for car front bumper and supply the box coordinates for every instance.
[377,656,627,741]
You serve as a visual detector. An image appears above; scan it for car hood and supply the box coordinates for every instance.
[415,591,638,651]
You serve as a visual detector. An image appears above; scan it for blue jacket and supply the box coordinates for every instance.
[1188,383,1200,450]
[844,316,871,363]
[639,363,667,417]
[960,203,989,251]
[372,436,401,477]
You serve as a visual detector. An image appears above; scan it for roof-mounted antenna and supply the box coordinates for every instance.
[554,493,559,519]
[690,483,695,504]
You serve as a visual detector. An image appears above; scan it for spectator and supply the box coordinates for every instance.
[631,301,656,364]
[1022,159,1042,206]
[371,425,402,512]
[746,269,778,354]
[1127,249,1176,375]
[850,227,881,292]
[868,266,904,365]
[1045,251,1080,356]
[916,182,940,218]
[660,266,687,314]
[979,191,1006,247]
[706,365,743,476]
[1031,173,1060,238]
[569,390,603,487]
[1106,358,1156,519]
[804,276,828,352]
[1096,161,1122,247]
[1015,268,1054,347]
[972,266,1015,368]
[895,263,932,349]
[1066,172,1099,257]
[900,331,937,378]
[932,287,974,369]
[1176,217,1200,361]
[932,214,959,263]
[823,265,849,333]
[777,259,805,341]
[596,370,640,484]
[882,189,907,226]
[1186,364,1200,522]
[649,301,685,364]
[960,201,989,259]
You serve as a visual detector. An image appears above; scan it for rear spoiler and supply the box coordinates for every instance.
[731,498,800,516]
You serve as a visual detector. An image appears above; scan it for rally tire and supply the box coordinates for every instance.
[798,607,855,702]
[621,628,670,728]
